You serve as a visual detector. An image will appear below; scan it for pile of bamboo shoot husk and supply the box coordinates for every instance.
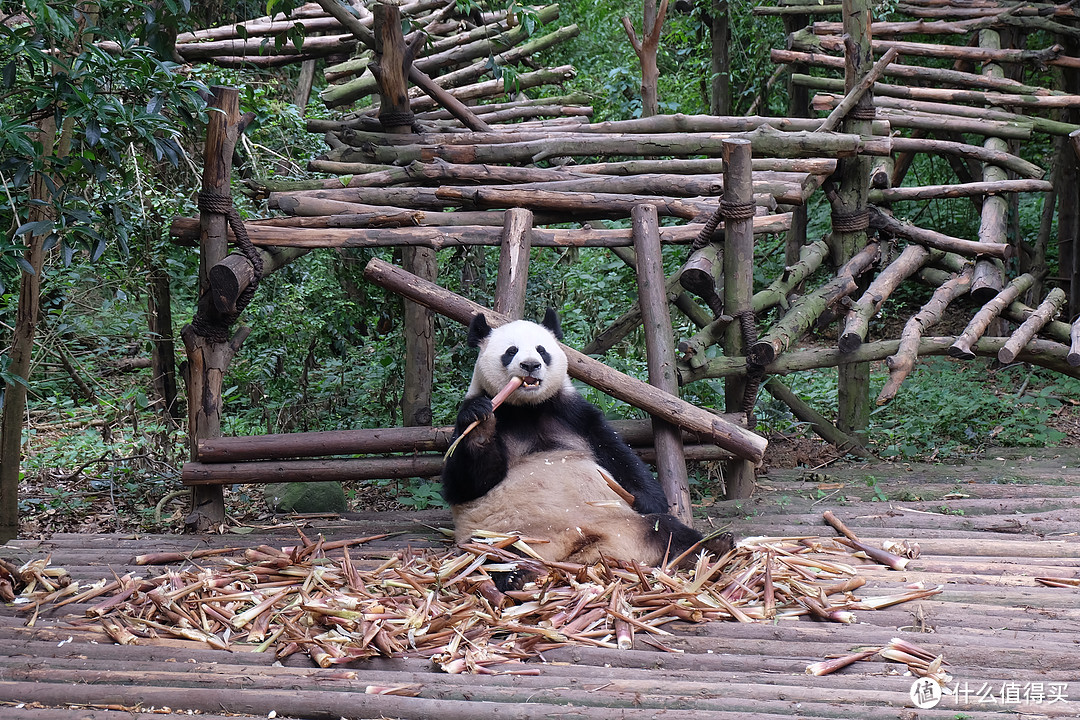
[42,530,941,674]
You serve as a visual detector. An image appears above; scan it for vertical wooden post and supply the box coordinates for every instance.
[182,86,250,532]
[633,203,693,525]
[834,0,874,439]
[1061,40,1080,318]
[783,11,811,268]
[401,247,436,427]
[721,138,757,500]
[972,29,1008,306]
[372,0,417,134]
[494,208,533,320]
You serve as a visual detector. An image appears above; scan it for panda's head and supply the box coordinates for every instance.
[466,309,571,405]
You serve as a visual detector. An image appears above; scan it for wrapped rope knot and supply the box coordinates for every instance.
[831,209,870,233]
[378,109,416,129]
[736,309,764,422]
[847,104,877,121]
[719,199,756,222]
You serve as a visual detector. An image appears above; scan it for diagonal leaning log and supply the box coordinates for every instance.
[363,257,768,464]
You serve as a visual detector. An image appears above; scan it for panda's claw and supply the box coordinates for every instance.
[457,395,494,428]
[702,532,735,558]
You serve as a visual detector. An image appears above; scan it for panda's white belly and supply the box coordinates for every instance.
[451,451,659,565]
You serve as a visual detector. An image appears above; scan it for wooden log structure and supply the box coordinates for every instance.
[949,274,1035,359]
[362,257,769,463]
[180,86,255,533]
[159,0,1080,504]
[171,215,795,249]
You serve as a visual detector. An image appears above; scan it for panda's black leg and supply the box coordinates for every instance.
[645,513,734,567]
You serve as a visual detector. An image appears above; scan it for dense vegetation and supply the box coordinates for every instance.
[2,0,1077,532]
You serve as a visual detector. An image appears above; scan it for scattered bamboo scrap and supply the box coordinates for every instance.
[807,637,951,687]
[26,528,948,674]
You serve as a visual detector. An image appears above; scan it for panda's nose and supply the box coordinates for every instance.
[519,360,541,374]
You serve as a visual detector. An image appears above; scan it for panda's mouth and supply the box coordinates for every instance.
[521,376,541,389]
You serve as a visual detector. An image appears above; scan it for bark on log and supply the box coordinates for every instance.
[950,274,1035,359]
[748,243,881,366]
[867,179,1051,202]
[362,258,768,461]
[382,127,891,166]
[434,186,762,221]
[371,1,418,134]
[867,207,1014,259]
[685,336,1079,384]
[839,244,932,353]
[720,138,758,499]
[789,28,1080,69]
[174,216,793,250]
[811,95,1037,138]
[194,417,740,464]
[998,287,1067,364]
[794,70,1080,109]
[771,47,1064,97]
[877,266,974,405]
[493,209,533,320]
[972,29,1010,304]
[633,204,692,522]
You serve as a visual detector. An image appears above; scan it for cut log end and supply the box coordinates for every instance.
[947,344,976,360]
[838,332,864,354]
[997,348,1018,364]
[747,341,777,367]
[1068,352,1080,367]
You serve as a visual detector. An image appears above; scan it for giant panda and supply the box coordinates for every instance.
[441,309,734,571]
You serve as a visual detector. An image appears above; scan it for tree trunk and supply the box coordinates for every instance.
[0,108,59,542]
[622,0,668,117]
[148,267,181,423]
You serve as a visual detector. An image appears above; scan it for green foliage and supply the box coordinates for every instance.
[0,0,207,288]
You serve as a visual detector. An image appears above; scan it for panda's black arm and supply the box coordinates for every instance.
[567,397,671,515]
[441,395,510,505]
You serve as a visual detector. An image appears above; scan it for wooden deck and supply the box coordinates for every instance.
[2,447,1078,720]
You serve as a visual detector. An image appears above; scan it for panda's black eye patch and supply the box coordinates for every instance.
[537,346,551,365]
[500,346,518,367]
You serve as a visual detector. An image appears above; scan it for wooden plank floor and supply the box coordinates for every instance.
[2,447,1078,720]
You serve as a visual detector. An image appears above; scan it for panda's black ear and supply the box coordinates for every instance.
[467,313,492,347]
[541,308,563,340]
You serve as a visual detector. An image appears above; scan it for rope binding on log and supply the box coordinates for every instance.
[736,309,765,423]
[847,105,877,121]
[719,198,756,222]
[378,109,416,130]
[192,190,264,343]
[690,195,757,251]
[831,209,871,234]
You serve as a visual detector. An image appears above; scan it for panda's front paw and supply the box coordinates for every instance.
[456,395,494,429]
